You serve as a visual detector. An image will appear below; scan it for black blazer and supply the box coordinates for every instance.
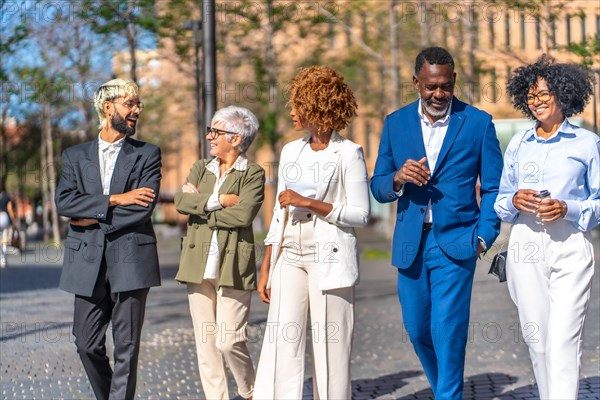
[56,137,162,296]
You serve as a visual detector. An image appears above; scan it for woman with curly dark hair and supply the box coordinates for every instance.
[495,55,599,399]
[253,66,370,399]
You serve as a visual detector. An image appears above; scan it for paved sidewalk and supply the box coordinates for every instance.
[1,225,599,399]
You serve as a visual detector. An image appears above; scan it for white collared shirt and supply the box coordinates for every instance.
[98,135,126,195]
[203,154,248,280]
[417,100,451,223]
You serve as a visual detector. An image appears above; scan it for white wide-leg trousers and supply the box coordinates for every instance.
[254,218,354,400]
[507,216,595,400]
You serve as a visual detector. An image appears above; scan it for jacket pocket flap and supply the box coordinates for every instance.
[64,237,82,250]
[134,234,157,245]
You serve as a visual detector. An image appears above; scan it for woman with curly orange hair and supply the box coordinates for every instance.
[253,66,370,399]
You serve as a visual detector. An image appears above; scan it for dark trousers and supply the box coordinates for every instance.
[73,260,149,400]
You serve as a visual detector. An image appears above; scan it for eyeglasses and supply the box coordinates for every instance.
[111,100,144,112]
[525,91,552,105]
[206,126,238,138]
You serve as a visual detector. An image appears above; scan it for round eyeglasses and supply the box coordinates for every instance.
[206,126,238,138]
[525,91,552,105]
[112,100,144,112]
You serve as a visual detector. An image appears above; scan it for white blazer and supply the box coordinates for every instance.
[265,132,370,291]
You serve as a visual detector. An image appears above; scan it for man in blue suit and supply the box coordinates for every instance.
[371,47,502,399]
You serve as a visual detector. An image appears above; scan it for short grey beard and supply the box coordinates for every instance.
[419,94,450,118]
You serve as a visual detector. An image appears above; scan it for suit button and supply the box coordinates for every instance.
[420,208,425,213]
[307,213,311,218]
[127,236,132,241]
[189,244,195,248]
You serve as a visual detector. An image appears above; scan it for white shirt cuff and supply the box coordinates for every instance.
[205,193,222,211]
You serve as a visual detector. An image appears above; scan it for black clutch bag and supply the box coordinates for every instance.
[488,251,507,283]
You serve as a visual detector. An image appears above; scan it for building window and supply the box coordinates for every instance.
[364,121,370,158]
[566,14,572,45]
[360,11,368,42]
[520,12,526,49]
[535,16,542,49]
[597,15,600,41]
[473,12,479,48]
[344,11,352,47]
[505,13,511,49]
[551,19,557,48]
[491,68,498,104]
[328,22,335,48]
[347,120,354,142]
[580,14,586,41]
[489,18,495,49]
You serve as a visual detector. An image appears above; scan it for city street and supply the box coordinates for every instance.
[1,225,599,399]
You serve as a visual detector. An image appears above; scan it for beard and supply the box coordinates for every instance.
[420,94,451,118]
[111,111,136,136]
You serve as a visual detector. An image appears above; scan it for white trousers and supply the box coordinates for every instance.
[187,280,255,399]
[507,216,595,400]
[254,219,354,400]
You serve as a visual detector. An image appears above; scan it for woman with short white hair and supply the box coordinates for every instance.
[175,105,265,400]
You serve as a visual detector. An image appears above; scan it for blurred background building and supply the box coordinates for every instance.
[2,0,598,239]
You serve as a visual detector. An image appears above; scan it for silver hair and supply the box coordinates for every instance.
[94,79,140,129]
[211,106,259,154]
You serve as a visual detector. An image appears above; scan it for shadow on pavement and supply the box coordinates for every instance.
[353,370,424,397]
[0,266,61,293]
[299,371,424,399]
[493,375,600,400]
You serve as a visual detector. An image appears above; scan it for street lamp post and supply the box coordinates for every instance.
[202,0,216,159]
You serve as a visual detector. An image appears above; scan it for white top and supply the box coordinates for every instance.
[203,155,248,279]
[284,144,334,212]
[98,135,126,195]
[397,100,451,223]
[264,133,370,291]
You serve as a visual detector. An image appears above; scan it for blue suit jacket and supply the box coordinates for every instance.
[371,98,502,268]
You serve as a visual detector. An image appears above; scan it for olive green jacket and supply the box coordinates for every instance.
[174,159,265,290]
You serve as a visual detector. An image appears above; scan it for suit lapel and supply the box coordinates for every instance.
[83,139,103,194]
[220,170,242,194]
[315,132,343,200]
[109,138,139,195]
[432,101,465,176]
[405,106,429,169]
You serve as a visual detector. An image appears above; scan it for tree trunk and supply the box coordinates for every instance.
[262,0,278,231]
[390,0,399,110]
[40,111,49,243]
[42,103,61,245]
[464,9,477,103]
[0,107,8,188]
[127,0,138,84]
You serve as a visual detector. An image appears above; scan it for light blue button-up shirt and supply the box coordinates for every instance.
[494,119,600,232]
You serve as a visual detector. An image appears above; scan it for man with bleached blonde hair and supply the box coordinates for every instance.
[56,78,162,400]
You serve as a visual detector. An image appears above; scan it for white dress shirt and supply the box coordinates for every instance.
[203,155,248,279]
[98,135,126,195]
[418,100,451,223]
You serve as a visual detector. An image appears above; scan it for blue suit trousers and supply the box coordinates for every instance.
[397,229,476,400]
